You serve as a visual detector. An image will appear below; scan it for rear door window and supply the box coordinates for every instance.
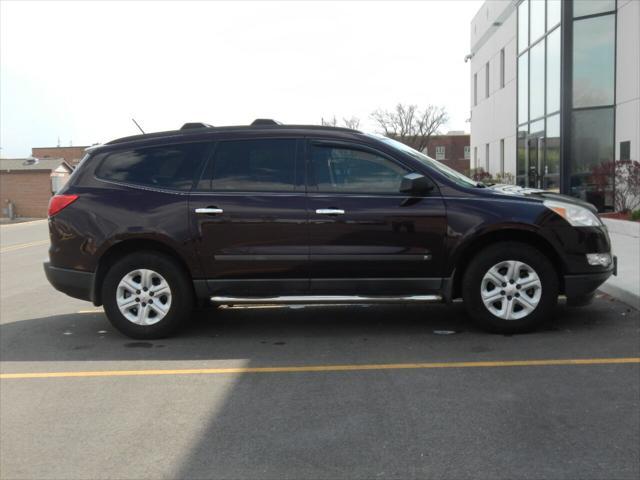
[96,142,210,191]
[203,139,297,192]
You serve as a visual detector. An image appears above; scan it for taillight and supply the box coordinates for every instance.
[48,194,78,217]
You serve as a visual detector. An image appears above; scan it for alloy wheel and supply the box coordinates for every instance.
[116,269,172,325]
[480,260,542,320]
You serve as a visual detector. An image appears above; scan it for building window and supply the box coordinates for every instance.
[517,0,567,201]
[530,0,545,43]
[547,0,561,28]
[517,125,528,186]
[574,0,615,18]
[620,141,631,161]
[485,61,490,98]
[485,143,490,171]
[568,6,617,211]
[474,73,478,106]
[435,146,445,160]
[500,139,505,175]
[546,27,561,114]
[530,40,545,121]
[500,48,505,89]
[546,113,561,192]
[570,108,615,211]
[518,0,529,54]
[518,53,528,125]
[464,146,470,160]
[474,146,478,169]
[573,14,615,108]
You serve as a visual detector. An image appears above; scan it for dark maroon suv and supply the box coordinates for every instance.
[44,120,616,338]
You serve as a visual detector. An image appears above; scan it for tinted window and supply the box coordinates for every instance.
[96,142,209,190]
[545,113,560,191]
[310,145,407,194]
[208,139,296,192]
[574,0,615,18]
[573,15,615,108]
[570,107,614,211]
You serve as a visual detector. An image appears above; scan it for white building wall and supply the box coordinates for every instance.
[471,0,640,181]
[616,0,640,162]
[469,0,517,180]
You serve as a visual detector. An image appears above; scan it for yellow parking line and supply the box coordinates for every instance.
[1,357,638,380]
[0,239,48,253]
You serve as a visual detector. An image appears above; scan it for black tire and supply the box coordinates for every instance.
[102,251,195,339]
[462,242,558,334]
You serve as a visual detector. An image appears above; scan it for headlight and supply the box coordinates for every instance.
[543,200,602,227]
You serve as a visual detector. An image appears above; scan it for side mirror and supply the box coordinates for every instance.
[399,173,434,195]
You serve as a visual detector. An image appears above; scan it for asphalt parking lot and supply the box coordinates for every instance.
[1,220,639,480]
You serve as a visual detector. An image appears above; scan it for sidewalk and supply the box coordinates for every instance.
[600,218,640,310]
[0,217,42,225]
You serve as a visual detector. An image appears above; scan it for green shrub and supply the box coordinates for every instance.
[631,210,640,221]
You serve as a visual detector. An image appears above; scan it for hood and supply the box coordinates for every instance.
[487,184,598,213]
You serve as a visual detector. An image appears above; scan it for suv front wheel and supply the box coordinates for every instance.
[102,251,195,339]
[462,242,558,333]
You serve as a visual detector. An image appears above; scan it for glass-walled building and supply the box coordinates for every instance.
[470,0,639,211]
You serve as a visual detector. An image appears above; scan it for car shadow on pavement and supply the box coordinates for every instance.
[1,298,638,480]
[0,297,637,364]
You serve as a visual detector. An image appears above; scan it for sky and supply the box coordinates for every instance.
[0,0,481,158]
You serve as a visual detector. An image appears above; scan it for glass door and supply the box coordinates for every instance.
[525,121,546,189]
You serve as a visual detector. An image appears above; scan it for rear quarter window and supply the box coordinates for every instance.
[95,142,210,191]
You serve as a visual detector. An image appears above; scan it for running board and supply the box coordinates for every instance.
[210,295,443,305]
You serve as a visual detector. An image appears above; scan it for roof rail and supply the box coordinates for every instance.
[251,118,282,126]
[180,122,213,130]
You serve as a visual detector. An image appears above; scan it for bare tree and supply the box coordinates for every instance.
[321,115,361,129]
[321,116,338,127]
[370,103,449,152]
[342,116,360,130]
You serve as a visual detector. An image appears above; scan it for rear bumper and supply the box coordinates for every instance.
[43,262,95,303]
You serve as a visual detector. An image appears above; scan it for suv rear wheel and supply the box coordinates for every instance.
[462,242,558,333]
[102,251,194,339]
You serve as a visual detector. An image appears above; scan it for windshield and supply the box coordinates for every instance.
[370,134,480,188]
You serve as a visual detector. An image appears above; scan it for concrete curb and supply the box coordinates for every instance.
[598,284,640,311]
[0,219,47,228]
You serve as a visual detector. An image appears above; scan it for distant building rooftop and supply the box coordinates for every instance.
[445,130,468,136]
[0,158,73,172]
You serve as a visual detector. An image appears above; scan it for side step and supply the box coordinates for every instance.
[211,295,443,305]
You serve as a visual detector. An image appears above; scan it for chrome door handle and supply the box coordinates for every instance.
[195,207,224,214]
[316,208,345,215]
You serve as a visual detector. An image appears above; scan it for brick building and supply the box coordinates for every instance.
[31,146,88,167]
[421,132,471,173]
[0,158,72,218]
[397,132,471,173]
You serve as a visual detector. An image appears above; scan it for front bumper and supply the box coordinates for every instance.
[564,256,616,298]
[43,261,95,303]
